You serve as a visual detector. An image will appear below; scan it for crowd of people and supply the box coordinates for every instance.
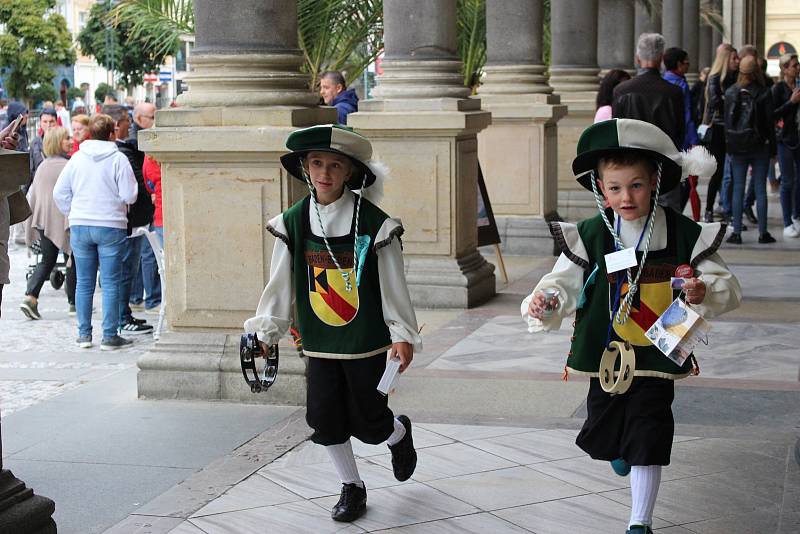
[596,33,800,244]
[0,97,163,350]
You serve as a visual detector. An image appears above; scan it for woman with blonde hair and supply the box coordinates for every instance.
[20,126,76,319]
[702,43,739,222]
[723,55,776,244]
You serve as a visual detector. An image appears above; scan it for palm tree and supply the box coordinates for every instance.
[112,0,382,91]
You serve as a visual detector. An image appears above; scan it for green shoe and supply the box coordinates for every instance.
[611,457,630,476]
[626,525,653,534]
[20,296,41,320]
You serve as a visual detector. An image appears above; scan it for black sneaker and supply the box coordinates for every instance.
[388,415,417,481]
[744,206,758,224]
[331,483,366,522]
[119,321,153,335]
[704,211,714,223]
[726,233,742,244]
[101,335,134,351]
[758,232,776,244]
[76,335,92,349]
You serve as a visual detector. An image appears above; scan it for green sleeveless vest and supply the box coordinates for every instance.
[282,195,393,359]
[562,209,708,379]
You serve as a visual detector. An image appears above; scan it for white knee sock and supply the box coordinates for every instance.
[325,440,363,488]
[629,465,661,527]
[386,417,406,446]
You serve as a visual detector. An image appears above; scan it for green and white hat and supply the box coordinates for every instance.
[572,119,716,193]
[280,124,380,190]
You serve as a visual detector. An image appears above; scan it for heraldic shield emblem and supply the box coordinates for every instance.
[305,241,359,326]
[611,265,674,346]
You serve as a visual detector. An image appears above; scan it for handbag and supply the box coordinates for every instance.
[7,190,31,225]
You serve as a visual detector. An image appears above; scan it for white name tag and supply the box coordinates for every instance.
[604,247,638,273]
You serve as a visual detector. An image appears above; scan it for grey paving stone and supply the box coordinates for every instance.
[370,512,532,533]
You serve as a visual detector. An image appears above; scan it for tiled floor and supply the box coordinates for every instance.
[164,422,794,533]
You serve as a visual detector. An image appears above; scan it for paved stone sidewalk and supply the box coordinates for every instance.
[112,417,798,534]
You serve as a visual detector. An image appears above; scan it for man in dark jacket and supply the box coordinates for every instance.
[103,104,154,335]
[30,107,58,179]
[613,33,685,211]
[320,71,359,125]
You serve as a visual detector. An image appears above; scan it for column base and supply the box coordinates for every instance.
[405,252,496,308]
[0,470,56,534]
[495,215,561,256]
[137,332,307,405]
[549,66,601,93]
[479,64,553,95]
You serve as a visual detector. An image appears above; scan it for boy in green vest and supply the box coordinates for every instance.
[245,124,421,523]
[522,119,741,534]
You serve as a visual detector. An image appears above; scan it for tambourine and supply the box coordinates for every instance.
[599,340,635,395]
[240,333,279,393]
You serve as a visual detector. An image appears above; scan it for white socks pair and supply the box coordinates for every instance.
[629,465,662,527]
[325,418,407,488]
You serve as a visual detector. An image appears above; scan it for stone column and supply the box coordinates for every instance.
[137,0,335,403]
[699,23,713,71]
[634,0,661,46]
[549,0,600,93]
[477,0,567,254]
[683,0,701,83]
[550,0,602,220]
[723,0,766,50]
[598,0,636,76]
[662,0,684,48]
[349,0,494,307]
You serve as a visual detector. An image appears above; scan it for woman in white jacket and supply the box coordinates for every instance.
[53,114,138,350]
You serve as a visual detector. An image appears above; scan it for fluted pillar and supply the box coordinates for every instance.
[662,0,684,49]
[349,0,494,307]
[635,0,662,41]
[683,0,700,83]
[598,0,636,76]
[549,0,600,93]
[136,0,333,403]
[477,0,567,254]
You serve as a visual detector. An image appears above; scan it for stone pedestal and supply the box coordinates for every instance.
[0,470,56,534]
[476,93,567,254]
[349,99,494,307]
[136,0,335,402]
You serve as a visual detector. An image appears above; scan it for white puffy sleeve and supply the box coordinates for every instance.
[243,214,295,345]
[375,218,422,352]
[690,222,742,318]
[521,222,590,332]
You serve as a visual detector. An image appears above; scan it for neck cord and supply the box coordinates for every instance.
[303,168,368,293]
[590,162,662,324]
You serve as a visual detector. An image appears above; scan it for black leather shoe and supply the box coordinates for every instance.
[704,210,714,223]
[331,483,366,522]
[744,206,758,224]
[726,232,742,244]
[388,415,417,481]
[758,232,776,244]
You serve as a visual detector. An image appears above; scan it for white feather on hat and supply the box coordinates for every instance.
[678,145,717,179]
[355,160,389,204]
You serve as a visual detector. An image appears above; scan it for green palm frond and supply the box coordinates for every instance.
[457,0,486,92]
[298,0,383,89]
[111,0,194,60]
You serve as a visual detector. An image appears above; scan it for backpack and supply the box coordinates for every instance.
[725,87,764,154]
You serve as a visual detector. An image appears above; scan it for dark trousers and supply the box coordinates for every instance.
[118,234,143,326]
[306,354,395,446]
[705,124,726,211]
[26,231,76,304]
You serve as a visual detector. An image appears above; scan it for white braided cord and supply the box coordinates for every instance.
[589,162,663,324]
